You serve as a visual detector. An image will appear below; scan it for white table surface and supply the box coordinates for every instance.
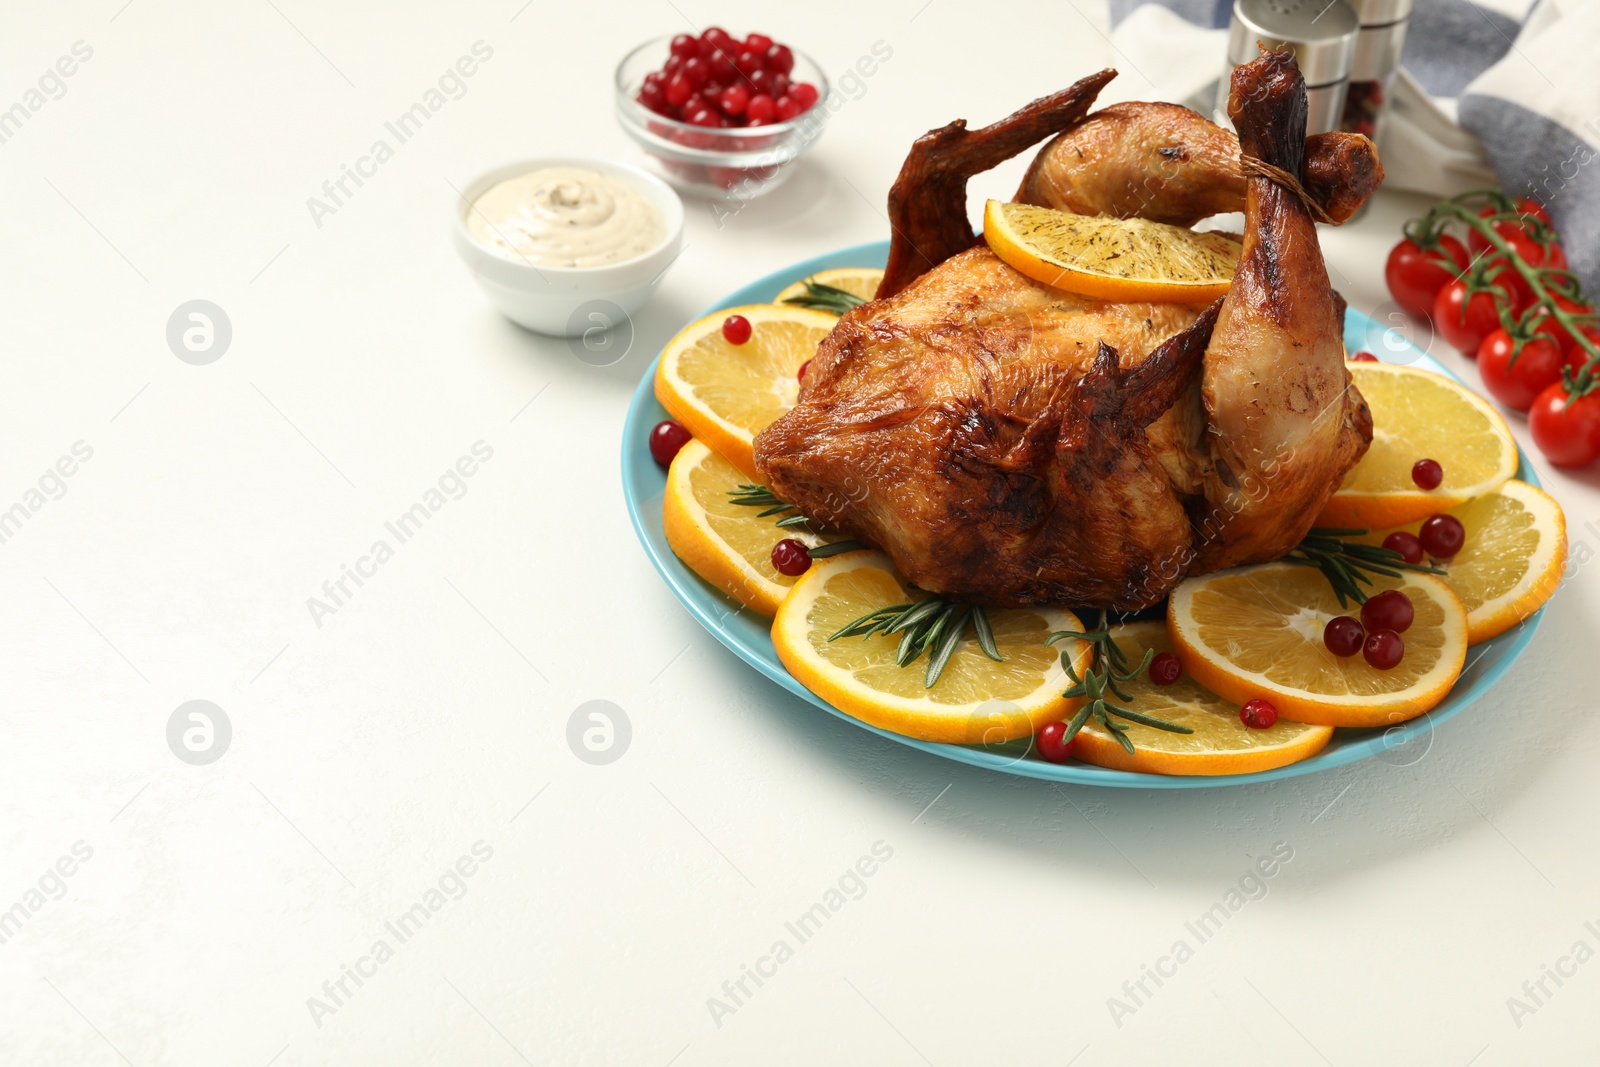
[4,2,1598,1064]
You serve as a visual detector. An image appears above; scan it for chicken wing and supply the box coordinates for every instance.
[1016,101,1382,228]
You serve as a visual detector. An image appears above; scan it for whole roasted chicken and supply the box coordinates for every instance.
[754,50,1380,610]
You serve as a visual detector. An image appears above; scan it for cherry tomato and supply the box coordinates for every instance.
[1385,236,1467,319]
[1514,196,1553,229]
[1529,382,1600,467]
[1564,326,1600,376]
[1468,206,1564,270]
[1434,278,1512,355]
[1531,295,1597,351]
[1477,331,1564,411]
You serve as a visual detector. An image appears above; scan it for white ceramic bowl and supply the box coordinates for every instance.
[451,156,684,337]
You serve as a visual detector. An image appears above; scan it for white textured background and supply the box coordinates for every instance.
[1,1,1597,1065]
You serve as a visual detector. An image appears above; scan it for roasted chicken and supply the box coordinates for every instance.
[754,51,1378,610]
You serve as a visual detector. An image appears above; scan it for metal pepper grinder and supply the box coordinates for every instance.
[1340,0,1414,139]
[1215,0,1360,136]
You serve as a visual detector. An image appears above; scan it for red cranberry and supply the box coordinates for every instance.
[665,72,693,107]
[721,314,752,345]
[748,69,776,95]
[745,33,774,54]
[791,82,820,110]
[686,107,723,128]
[1240,699,1278,729]
[1148,652,1182,686]
[1411,458,1443,490]
[1323,616,1364,657]
[649,420,692,467]
[680,55,709,87]
[1419,514,1466,558]
[638,84,666,113]
[745,94,776,123]
[1382,531,1425,565]
[1349,350,1379,362]
[775,95,801,120]
[1036,721,1073,763]
[669,33,699,59]
[1361,589,1414,634]
[765,43,794,74]
[734,49,765,77]
[701,27,733,50]
[768,73,790,99]
[1363,629,1404,670]
[771,538,811,577]
[718,83,749,116]
[797,359,811,381]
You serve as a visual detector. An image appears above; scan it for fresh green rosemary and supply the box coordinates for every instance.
[728,484,863,558]
[829,598,1002,689]
[781,279,869,316]
[1287,527,1446,608]
[1048,612,1192,755]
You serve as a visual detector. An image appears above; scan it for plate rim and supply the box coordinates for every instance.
[620,239,1546,788]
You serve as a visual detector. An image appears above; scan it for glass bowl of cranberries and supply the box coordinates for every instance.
[615,29,829,201]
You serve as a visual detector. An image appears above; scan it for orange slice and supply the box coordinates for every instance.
[663,439,851,618]
[774,267,884,308]
[1069,622,1334,776]
[1168,562,1468,728]
[983,199,1239,304]
[1364,479,1566,644]
[771,551,1091,744]
[1318,362,1518,529]
[655,304,838,477]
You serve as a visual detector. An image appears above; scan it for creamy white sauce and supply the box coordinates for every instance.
[466,166,666,268]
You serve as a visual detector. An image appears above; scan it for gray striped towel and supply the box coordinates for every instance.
[1105,0,1600,290]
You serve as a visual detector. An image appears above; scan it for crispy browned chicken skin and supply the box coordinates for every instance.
[754,52,1375,610]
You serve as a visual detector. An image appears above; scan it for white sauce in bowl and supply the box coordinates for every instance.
[466,166,666,268]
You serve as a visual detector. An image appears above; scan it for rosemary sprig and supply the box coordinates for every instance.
[1047,612,1192,756]
[728,484,864,558]
[829,598,1002,689]
[1287,527,1446,609]
[781,278,869,316]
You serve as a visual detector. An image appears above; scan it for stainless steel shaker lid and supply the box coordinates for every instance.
[1226,0,1360,87]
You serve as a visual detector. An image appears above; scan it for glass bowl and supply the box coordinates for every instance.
[614,36,830,202]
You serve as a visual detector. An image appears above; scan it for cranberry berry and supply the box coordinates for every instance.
[1036,721,1073,763]
[1363,629,1404,670]
[1419,514,1466,558]
[1323,615,1365,657]
[1148,652,1182,686]
[765,43,794,74]
[722,314,752,345]
[1411,458,1443,490]
[1349,350,1379,362]
[1382,531,1425,565]
[771,538,811,577]
[1240,698,1278,729]
[745,94,776,124]
[1361,589,1414,634]
[649,420,692,467]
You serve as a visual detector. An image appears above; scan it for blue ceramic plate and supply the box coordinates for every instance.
[621,240,1545,787]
